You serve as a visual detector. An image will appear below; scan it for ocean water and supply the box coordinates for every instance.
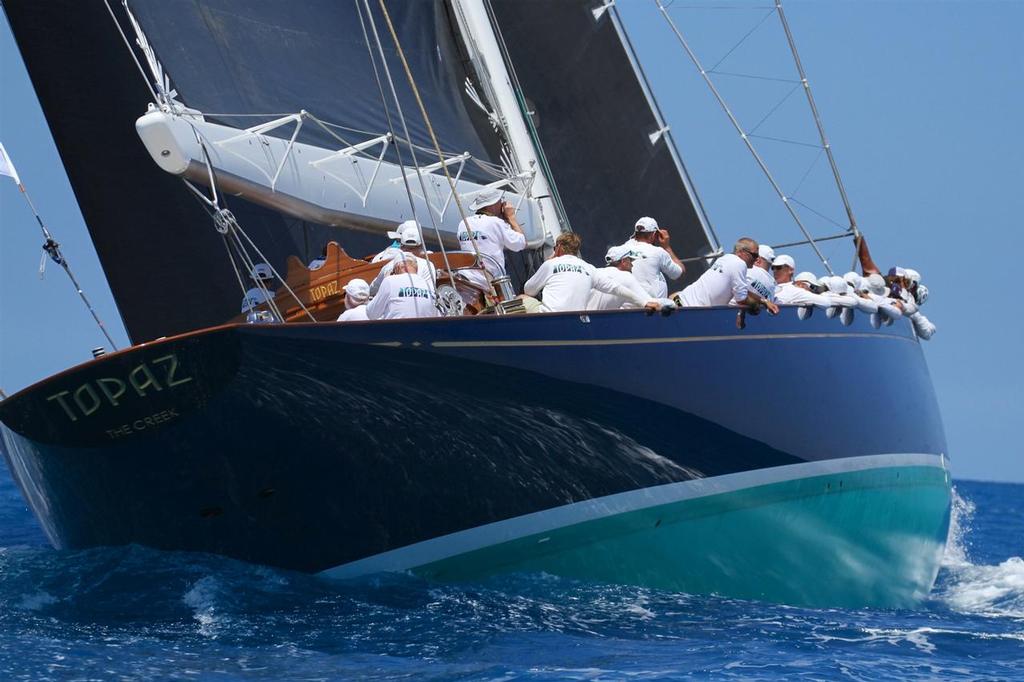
[0,473,1021,681]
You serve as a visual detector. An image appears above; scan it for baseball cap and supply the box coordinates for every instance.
[794,271,817,284]
[386,220,422,246]
[772,254,795,269]
[604,244,635,264]
[634,216,659,233]
[828,276,849,295]
[865,273,887,296]
[843,271,863,291]
[468,188,504,212]
[250,263,274,281]
[904,268,921,285]
[757,244,775,264]
[888,266,907,278]
[343,278,370,302]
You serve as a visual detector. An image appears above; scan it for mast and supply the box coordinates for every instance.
[448,0,564,246]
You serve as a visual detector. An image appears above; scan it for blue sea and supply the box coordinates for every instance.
[0,472,1021,681]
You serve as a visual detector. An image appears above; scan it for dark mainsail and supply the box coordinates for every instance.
[3,0,713,343]
[1,0,503,342]
[490,0,715,272]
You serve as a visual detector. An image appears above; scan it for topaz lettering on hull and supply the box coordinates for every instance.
[45,354,193,423]
[310,281,341,303]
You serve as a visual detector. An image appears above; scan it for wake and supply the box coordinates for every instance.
[935,486,1024,620]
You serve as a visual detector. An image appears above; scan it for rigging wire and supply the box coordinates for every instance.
[655,0,835,274]
[362,0,473,294]
[708,7,777,73]
[13,178,119,350]
[102,0,160,104]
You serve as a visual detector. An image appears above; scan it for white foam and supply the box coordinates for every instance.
[183,576,223,637]
[937,486,1024,619]
[17,591,57,611]
[941,486,976,570]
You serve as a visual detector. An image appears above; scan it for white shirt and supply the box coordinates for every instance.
[337,304,368,322]
[371,244,402,263]
[524,255,649,312]
[739,265,775,303]
[457,214,527,279]
[586,267,650,310]
[677,253,748,307]
[365,273,438,320]
[775,282,831,307]
[869,293,904,318]
[369,253,437,295]
[619,238,682,298]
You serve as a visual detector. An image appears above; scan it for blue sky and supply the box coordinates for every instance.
[1,1,1021,481]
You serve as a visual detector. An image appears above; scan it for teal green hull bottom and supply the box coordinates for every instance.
[411,465,952,608]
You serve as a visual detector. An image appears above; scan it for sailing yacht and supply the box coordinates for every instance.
[0,0,950,608]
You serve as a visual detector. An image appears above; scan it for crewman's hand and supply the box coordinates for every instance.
[643,300,661,313]
[657,229,671,246]
[501,202,516,221]
[765,300,780,315]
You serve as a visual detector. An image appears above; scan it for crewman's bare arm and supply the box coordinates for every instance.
[857,235,881,276]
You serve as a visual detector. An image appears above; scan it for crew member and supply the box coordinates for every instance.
[241,263,278,323]
[675,238,779,313]
[735,244,775,303]
[617,216,684,298]
[336,278,370,322]
[457,188,527,288]
[365,256,438,320]
[523,233,659,313]
[586,245,651,310]
[776,270,833,307]
[369,222,436,295]
[771,254,796,286]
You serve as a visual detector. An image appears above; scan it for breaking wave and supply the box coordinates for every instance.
[934,486,1024,620]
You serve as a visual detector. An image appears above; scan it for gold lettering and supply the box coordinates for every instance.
[73,384,102,417]
[46,391,78,422]
[152,354,193,387]
[97,377,127,406]
[128,363,163,397]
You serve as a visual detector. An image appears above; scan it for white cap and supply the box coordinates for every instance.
[904,268,921,285]
[773,254,795,269]
[866,273,886,296]
[917,283,929,304]
[634,216,659,233]
[757,244,775,264]
[828,276,849,295]
[817,275,831,287]
[843,271,863,291]
[386,220,422,246]
[343,278,370,302]
[250,263,274,281]
[795,271,817,284]
[605,244,635,264]
[468,188,504,212]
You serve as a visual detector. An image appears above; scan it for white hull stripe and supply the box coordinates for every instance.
[320,453,948,579]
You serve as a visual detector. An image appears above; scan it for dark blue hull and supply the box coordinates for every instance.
[0,306,948,595]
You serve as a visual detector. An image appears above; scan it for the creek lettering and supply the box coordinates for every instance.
[46,354,193,423]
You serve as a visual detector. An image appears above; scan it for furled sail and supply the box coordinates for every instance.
[489,0,717,274]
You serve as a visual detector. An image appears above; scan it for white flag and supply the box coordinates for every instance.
[0,143,21,186]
